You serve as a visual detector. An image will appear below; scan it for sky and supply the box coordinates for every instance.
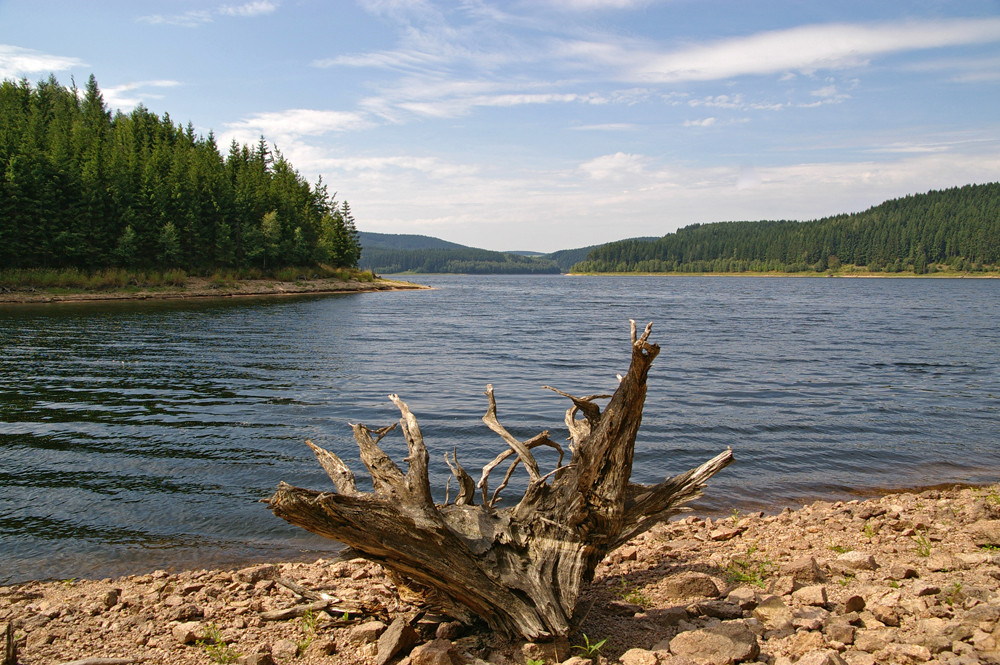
[2,1,999,253]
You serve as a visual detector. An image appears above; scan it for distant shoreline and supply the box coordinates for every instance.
[0,275,429,305]
[566,270,1000,278]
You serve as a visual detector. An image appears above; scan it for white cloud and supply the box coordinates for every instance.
[137,10,213,27]
[102,80,181,111]
[627,18,1000,82]
[0,45,85,79]
[218,1,279,17]
[579,152,648,180]
[572,123,640,131]
[225,109,373,139]
[683,117,716,127]
[138,1,278,27]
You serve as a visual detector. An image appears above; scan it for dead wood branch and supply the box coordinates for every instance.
[269,321,733,640]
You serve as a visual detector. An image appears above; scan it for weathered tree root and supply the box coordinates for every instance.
[269,321,733,640]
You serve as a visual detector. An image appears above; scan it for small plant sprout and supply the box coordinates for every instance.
[197,624,241,664]
[913,533,932,557]
[573,634,608,659]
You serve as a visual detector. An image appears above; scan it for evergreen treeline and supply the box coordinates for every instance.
[361,246,560,274]
[0,75,361,273]
[573,183,1000,274]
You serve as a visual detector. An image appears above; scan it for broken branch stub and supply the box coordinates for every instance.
[268,321,733,640]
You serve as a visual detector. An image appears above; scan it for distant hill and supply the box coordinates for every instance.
[542,239,657,272]
[358,232,559,274]
[572,183,1000,274]
[358,231,467,251]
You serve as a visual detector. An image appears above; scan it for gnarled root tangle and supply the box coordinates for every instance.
[268,321,733,640]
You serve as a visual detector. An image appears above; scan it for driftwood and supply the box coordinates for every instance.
[269,322,733,640]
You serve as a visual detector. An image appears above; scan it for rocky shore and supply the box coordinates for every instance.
[3,483,998,665]
[0,276,427,304]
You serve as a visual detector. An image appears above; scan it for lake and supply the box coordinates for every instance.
[2,275,999,585]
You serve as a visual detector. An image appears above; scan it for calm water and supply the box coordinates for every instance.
[2,275,999,584]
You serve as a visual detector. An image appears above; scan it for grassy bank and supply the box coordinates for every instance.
[0,265,376,293]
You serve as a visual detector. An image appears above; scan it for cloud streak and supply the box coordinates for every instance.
[0,45,85,79]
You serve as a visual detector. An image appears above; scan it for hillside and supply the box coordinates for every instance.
[572,183,1000,274]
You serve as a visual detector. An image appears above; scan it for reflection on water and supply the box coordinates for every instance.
[2,276,999,584]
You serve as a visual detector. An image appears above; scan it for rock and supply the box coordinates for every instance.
[968,520,1000,547]
[915,583,942,597]
[377,617,420,665]
[841,651,875,665]
[102,588,121,608]
[608,600,644,616]
[349,620,388,645]
[793,606,830,631]
[875,643,932,663]
[853,628,893,653]
[238,650,276,665]
[650,606,689,626]
[522,639,570,664]
[168,603,204,622]
[408,638,463,665]
[172,620,205,644]
[752,596,794,631]
[844,595,866,613]
[780,556,826,584]
[726,587,758,610]
[689,600,744,620]
[888,565,918,580]
[561,658,595,665]
[271,638,299,661]
[620,647,660,665]
[668,620,760,665]
[792,585,828,607]
[436,621,463,641]
[235,564,278,584]
[824,621,856,644]
[663,572,721,599]
[304,638,336,656]
[836,552,878,571]
[908,618,974,654]
[796,650,848,665]
[787,630,825,658]
[768,575,797,596]
[710,527,744,542]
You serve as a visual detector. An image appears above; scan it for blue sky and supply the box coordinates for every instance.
[2,1,999,252]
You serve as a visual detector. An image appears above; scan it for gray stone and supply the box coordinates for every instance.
[348,620,387,645]
[620,648,660,665]
[408,638,462,665]
[238,651,275,665]
[271,638,299,661]
[844,595,866,613]
[888,565,918,580]
[780,556,826,584]
[793,585,829,607]
[968,520,1000,547]
[668,620,760,665]
[796,650,848,665]
[234,564,278,584]
[171,621,204,645]
[836,551,878,571]
[663,572,721,599]
[726,587,758,610]
[824,621,856,644]
[689,600,744,620]
[752,596,794,631]
[377,617,420,665]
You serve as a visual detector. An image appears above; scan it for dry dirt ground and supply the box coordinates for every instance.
[3,484,999,665]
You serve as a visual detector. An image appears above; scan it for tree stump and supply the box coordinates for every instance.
[268,321,733,640]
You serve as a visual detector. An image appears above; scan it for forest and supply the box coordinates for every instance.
[360,245,560,274]
[573,183,1000,274]
[0,75,361,275]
